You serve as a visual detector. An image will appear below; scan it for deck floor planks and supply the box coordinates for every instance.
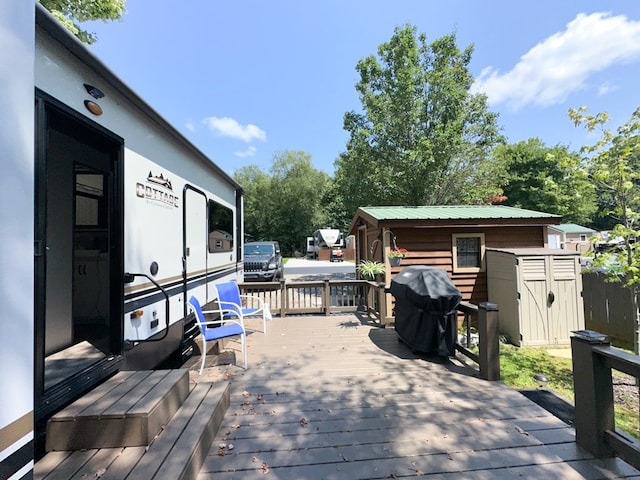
[195,314,640,479]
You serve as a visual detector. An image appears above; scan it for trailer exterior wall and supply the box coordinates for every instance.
[0,2,35,479]
[31,4,244,442]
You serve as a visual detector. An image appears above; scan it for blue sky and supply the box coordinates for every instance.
[85,1,640,176]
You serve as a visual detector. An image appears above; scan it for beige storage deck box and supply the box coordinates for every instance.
[486,248,584,347]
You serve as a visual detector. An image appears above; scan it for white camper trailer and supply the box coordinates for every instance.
[1,2,35,477]
[1,4,245,468]
[311,228,344,261]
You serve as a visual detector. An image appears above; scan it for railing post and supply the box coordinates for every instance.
[280,279,287,318]
[377,283,388,326]
[323,279,331,316]
[478,302,500,381]
[571,335,615,458]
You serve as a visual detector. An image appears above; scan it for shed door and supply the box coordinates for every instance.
[548,255,582,343]
[519,257,550,345]
[519,255,582,345]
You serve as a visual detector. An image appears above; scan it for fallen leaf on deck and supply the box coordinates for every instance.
[515,426,529,436]
[261,462,270,474]
[300,417,309,427]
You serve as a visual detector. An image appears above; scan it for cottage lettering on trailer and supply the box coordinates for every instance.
[136,171,179,207]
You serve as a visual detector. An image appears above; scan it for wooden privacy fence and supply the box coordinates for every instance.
[582,271,635,346]
[238,280,500,381]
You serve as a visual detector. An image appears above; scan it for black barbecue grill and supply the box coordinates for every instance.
[390,266,462,357]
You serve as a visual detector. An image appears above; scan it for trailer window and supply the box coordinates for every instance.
[208,200,234,252]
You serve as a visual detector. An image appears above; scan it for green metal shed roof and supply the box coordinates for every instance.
[359,205,561,221]
[548,223,596,234]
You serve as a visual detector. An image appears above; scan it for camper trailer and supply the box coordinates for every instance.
[1,4,245,469]
[310,228,344,261]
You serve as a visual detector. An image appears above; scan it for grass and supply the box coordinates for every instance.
[498,343,640,438]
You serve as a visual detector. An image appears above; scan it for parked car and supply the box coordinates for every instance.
[243,241,283,281]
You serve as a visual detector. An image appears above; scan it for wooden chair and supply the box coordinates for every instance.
[215,281,268,333]
[187,295,247,375]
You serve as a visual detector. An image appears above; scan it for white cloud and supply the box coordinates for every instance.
[598,81,618,96]
[202,116,267,142]
[184,119,196,132]
[472,12,640,110]
[234,146,257,158]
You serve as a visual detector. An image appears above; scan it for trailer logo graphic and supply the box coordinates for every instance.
[136,171,179,207]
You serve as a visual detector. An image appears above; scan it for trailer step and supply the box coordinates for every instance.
[36,378,230,480]
[45,369,189,451]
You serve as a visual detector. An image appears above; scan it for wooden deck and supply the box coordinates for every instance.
[192,313,640,479]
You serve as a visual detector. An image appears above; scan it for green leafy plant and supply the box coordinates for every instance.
[357,260,386,280]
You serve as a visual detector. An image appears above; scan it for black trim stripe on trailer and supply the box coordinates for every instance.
[124,265,238,313]
[0,439,33,480]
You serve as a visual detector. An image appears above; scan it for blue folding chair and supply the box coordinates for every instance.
[215,281,267,333]
[188,295,247,375]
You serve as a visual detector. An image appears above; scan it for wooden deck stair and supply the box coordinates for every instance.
[35,369,230,480]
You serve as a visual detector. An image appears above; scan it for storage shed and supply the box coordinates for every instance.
[486,248,585,347]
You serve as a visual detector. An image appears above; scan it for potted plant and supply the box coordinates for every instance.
[357,260,386,282]
[387,247,408,266]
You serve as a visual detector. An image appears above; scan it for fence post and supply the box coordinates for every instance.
[478,302,500,381]
[571,335,615,458]
[324,279,331,316]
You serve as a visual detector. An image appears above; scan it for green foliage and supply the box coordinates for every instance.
[570,106,640,286]
[356,260,386,280]
[40,0,126,44]
[494,138,597,224]
[234,151,329,256]
[571,105,640,357]
[334,24,505,215]
[570,105,640,232]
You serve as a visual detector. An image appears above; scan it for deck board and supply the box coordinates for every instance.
[193,313,640,479]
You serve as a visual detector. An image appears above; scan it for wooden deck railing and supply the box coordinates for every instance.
[239,279,388,322]
[572,335,640,470]
[455,301,500,381]
[239,280,500,380]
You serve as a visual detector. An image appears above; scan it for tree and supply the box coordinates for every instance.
[570,105,640,353]
[233,151,330,255]
[494,139,596,224]
[233,164,273,242]
[334,24,504,215]
[39,0,126,44]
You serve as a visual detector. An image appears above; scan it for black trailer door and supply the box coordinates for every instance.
[34,93,124,424]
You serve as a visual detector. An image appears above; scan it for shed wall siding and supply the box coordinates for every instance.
[380,225,545,304]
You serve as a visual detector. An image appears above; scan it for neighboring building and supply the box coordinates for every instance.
[348,205,562,306]
[548,223,596,253]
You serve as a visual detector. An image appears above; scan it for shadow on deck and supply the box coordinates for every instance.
[188,313,640,479]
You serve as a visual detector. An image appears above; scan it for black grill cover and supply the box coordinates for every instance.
[390,266,462,357]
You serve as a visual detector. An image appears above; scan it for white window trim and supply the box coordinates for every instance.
[452,233,486,273]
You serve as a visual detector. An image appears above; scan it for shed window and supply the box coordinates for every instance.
[452,233,485,272]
